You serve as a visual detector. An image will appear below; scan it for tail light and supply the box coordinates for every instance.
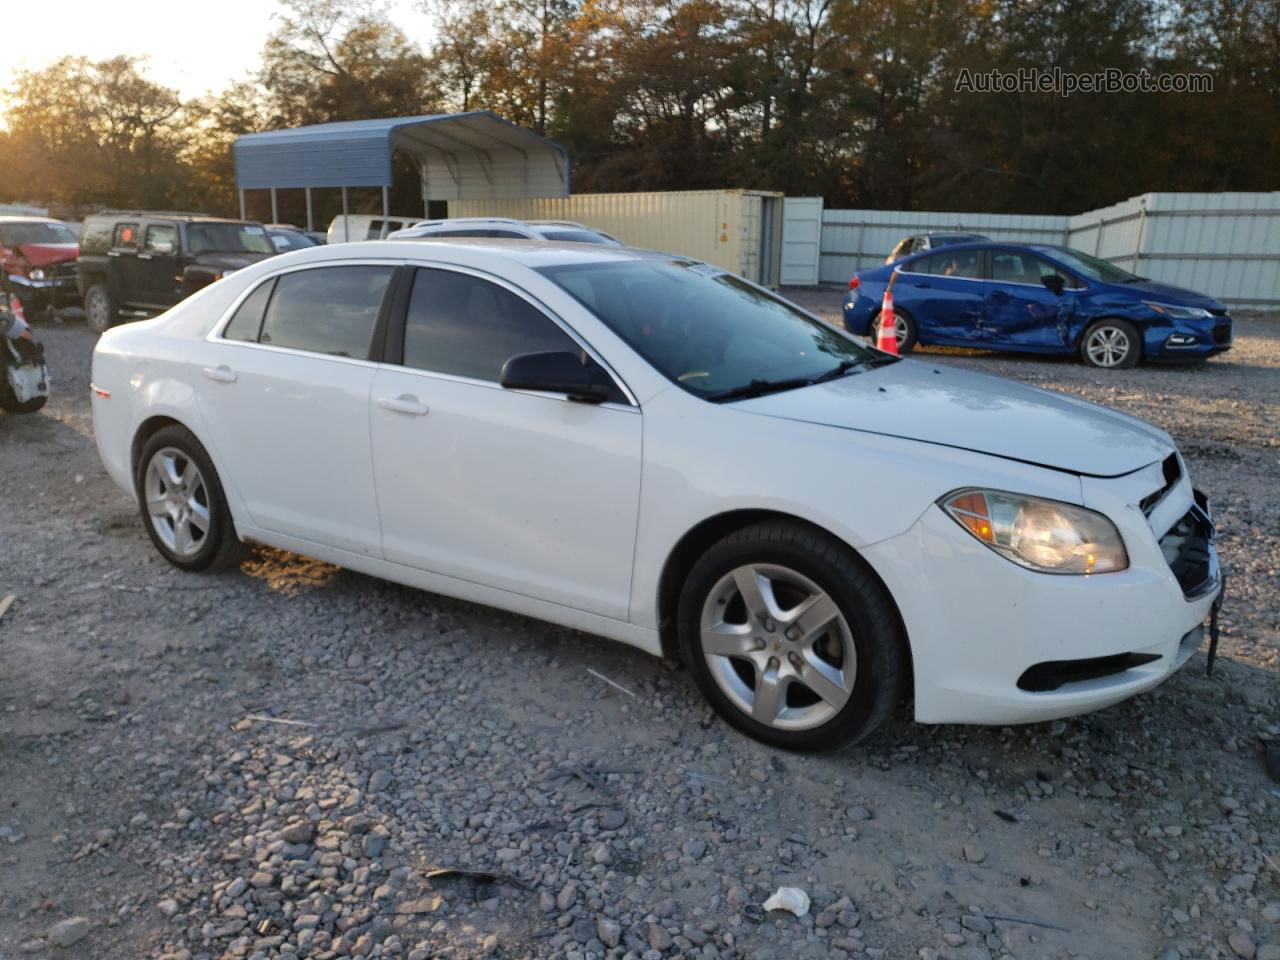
[848,276,860,291]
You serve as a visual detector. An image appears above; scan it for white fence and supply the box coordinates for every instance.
[812,192,1280,308]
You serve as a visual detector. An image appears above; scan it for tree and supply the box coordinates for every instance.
[2,56,186,209]
[259,0,442,126]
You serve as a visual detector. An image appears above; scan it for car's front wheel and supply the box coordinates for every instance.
[871,306,918,353]
[84,284,117,334]
[678,521,907,751]
[135,425,243,571]
[1080,318,1140,369]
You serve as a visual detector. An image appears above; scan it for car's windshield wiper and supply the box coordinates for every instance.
[707,355,897,403]
[705,376,820,403]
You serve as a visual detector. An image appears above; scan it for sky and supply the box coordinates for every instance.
[4,0,438,102]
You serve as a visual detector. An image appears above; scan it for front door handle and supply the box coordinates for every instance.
[377,394,430,416]
[911,280,931,288]
[202,365,237,384]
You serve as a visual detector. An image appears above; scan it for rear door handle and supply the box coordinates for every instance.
[377,394,430,416]
[202,365,237,383]
[989,290,1010,300]
[911,281,931,288]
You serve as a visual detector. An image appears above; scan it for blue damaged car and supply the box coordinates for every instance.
[843,242,1233,369]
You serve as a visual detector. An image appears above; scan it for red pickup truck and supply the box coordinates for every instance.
[0,216,81,318]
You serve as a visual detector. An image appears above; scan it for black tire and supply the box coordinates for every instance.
[677,521,908,752]
[0,389,46,414]
[871,306,919,354]
[84,283,116,334]
[1079,318,1140,369]
[134,425,243,572]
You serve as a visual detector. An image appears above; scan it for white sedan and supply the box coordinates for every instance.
[90,240,1223,750]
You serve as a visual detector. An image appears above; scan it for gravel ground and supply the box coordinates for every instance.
[0,295,1277,960]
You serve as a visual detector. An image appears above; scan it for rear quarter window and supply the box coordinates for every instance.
[80,218,114,254]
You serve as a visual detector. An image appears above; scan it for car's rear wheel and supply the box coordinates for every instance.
[678,521,907,751]
[84,284,116,334]
[135,425,242,571]
[871,306,918,353]
[1080,318,1140,369]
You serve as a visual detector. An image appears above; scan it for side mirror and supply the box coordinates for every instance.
[500,350,611,403]
[1040,274,1066,296]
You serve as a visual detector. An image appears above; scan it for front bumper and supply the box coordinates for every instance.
[1147,317,1232,361]
[862,470,1221,725]
[7,270,81,309]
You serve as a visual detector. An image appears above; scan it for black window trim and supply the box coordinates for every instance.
[209,260,399,366]
[379,262,638,408]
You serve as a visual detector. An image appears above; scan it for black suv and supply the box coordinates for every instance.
[77,211,277,332]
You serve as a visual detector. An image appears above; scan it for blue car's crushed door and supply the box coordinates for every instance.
[982,251,1074,349]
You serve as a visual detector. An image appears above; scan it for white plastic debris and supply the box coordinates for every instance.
[762,886,810,917]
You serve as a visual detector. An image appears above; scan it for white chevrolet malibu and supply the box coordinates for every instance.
[91,240,1224,750]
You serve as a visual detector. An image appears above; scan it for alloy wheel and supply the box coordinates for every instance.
[699,563,856,731]
[1085,326,1130,367]
[86,290,110,331]
[144,447,211,558]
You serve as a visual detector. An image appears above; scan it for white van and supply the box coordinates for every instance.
[326,214,427,244]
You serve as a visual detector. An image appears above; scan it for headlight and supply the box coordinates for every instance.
[1143,300,1211,321]
[29,268,45,281]
[941,489,1128,575]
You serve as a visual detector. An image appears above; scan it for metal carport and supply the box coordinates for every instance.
[233,111,570,236]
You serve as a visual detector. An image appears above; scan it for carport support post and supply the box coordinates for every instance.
[239,190,246,220]
[305,188,314,233]
[381,186,390,228]
[270,188,279,226]
[341,187,349,241]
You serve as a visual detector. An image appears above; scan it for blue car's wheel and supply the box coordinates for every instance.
[872,307,918,353]
[1080,319,1140,369]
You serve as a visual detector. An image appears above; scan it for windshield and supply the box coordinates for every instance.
[0,221,77,246]
[188,223,274,255]
[538,260,879,400]
[1034,246,1140,283]
[269,230,319,251]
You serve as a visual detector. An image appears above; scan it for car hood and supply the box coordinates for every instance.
[1114,279,1224,311]
[732,360,1172,477]
[193,252,275,270]
[17,243,79,266]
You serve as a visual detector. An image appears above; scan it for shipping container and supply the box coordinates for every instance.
[450,189,784,285]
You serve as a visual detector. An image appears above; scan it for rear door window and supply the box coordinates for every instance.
[257,265,393,358]
[365,220,385,240]
[907,249,981,278]
[112,223,140,250]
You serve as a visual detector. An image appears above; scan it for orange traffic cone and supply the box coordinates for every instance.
[875,287,899,355]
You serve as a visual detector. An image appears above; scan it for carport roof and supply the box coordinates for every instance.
[233,111,569,198]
